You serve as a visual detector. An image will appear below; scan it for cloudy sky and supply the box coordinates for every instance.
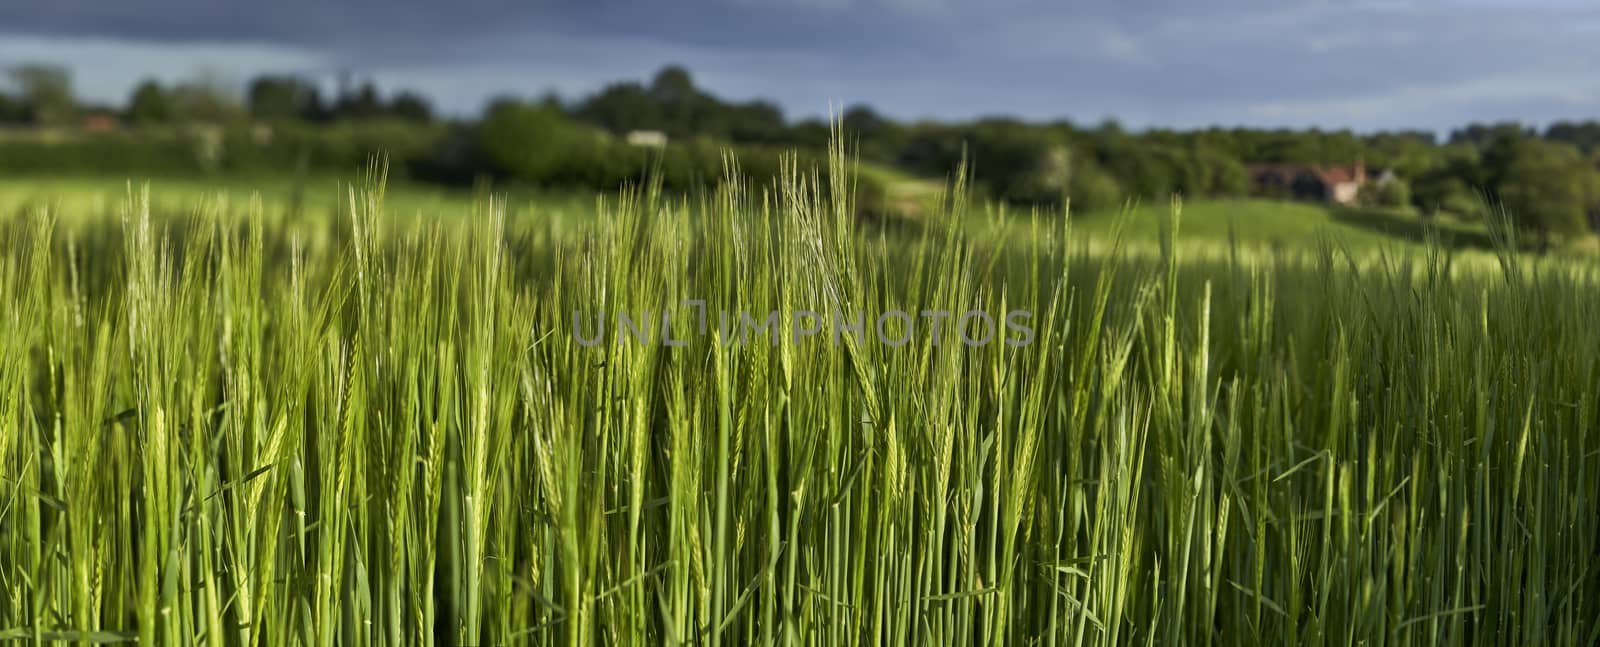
[2,0,1599,133]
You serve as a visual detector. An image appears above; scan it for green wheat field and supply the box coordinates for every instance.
[1,152,1598,646]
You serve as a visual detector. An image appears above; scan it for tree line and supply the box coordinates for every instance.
[5,62,1600,244]
[0,64,433,126]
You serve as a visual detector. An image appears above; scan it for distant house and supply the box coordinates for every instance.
[80,110,120,133]
[1247,161,1372,205]
[625,130,668,147]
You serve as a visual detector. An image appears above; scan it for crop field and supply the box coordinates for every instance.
[0,177,600,228]
[1,154,1598,646]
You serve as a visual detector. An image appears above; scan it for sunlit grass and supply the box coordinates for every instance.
[0,149,1597,645]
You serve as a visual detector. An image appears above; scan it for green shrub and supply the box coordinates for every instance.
[1360,178,1412,209]
[472,100,820,195]
[1067,156,1123,213]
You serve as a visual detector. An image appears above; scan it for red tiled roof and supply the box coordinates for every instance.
[1316,165,1361,184]
[1247,163,1364,185]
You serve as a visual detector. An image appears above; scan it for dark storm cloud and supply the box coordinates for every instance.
[0,0,925,49]
[0,0,502,44]
[3,0,1599,130]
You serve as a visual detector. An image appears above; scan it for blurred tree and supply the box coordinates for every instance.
[1450,122,1534,147]
[651,65,701,137]
[336,82,384,120]
[248,75,319,121]
[783,118,833,150]
[1067,154,1123,213]
[961,118,1072,204]
[298,85,329,122]
[6,63,77,126]
[576,65,788,144]
[650,65,696,105]
[1412,150,1487,220]
[841,105,890,138]
[1189,148,1248,196]
[722,100,786,144]
[126,80,173,125]
[388,91,434,122]
[1481,135,1596,245]
[1381,179,1413,210]
[1546,121,1600,152]
[476,99,612,185]
[1359,178,1412,209]
[169,73,245,124]
[840,104,906,161]
[575,82,662,133]
[533,91,565,112]
[898,124,968,177]
[0,92,26,124]
[1364,131,1440,177]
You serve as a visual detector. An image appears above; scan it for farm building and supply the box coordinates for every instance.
[1247,161,1377,205]
[625,130,668,147]
[79,110,120,133]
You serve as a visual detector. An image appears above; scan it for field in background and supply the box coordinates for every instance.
[4,175,1499,255]
[0,176,599,227]
[1,165,1597,645]
[1073,199,1492,249]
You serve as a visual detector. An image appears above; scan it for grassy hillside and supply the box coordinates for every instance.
[0,176,600,224]
[2,175,1503,257]
[1070,199,1496,252]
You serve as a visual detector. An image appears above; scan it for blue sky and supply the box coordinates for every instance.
[2,0,1598,133]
